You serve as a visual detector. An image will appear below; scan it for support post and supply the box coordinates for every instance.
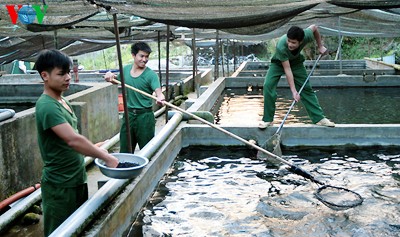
[165,25,170,124]
[112,13,132,153]
[192,28,199,97]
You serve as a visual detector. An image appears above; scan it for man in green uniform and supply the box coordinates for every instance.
[35,49,119,236]
[104,42,165,153]
[259,24,335,129]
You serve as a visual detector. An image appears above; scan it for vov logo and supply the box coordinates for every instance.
[6,4,48,24]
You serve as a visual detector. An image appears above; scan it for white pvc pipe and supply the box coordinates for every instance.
[0,135,120,233]
[0,189,41,231]
[0,109,15,122]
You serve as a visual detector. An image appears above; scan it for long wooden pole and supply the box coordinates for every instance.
[112,80,288,166]
[112,78,326,185]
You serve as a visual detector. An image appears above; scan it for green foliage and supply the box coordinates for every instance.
[74,37,400,70]
[74,45,131,70]
[21,213,41,225]
[260,36,400,61]
[74,42,191,70]
[324,36,400,60]
[341,37,379,59]
[250,42,271,61]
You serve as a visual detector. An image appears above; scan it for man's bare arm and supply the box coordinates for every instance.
[282,60,300,102]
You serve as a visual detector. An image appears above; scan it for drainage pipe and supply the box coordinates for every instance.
[0,135,120,233]
[0,187,42,232]
[49,112,184,237]
[0,184,41,213]
[0,109,15,122]
[154,105,166,118]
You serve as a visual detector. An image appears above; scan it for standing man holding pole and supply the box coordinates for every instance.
[104,42,165,153]
[259,24,335,129]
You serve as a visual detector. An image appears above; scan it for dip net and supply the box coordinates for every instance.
[315,185,364,211]
[286,165,364,211]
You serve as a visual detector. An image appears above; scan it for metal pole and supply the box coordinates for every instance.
[226,39,230,76]
[380,37,383,61]
[214,30,220,80]
[112,13,132,153]
[233,40,237,71]
[338,16,343,75]
[221,39,225,77]
[241,41,244,57]
[335,36,343,61]
[53,30,58,49]
[165,25,170,124]
[158,31,162,84]
[192,28,199,97]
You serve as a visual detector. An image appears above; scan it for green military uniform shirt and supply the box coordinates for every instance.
[271,28,314,65]
[35,94,86,187]
[118,65,161,109]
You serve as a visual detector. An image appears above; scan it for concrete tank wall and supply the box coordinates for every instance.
[0,83,120,200]
[0,68,211,200]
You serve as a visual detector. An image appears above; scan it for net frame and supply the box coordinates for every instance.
[314,185,364,211]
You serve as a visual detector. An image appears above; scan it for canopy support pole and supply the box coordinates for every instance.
[112,13,132,153]
[53,30,58,49]
[158,31,162,84]
[233,40,237,71]
[192,28,199,98]
[338,16,343,74]
[226,39,230,76]
[214,30,220,80]
[165,25,170,124]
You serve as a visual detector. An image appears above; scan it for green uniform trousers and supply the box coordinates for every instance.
[119,109,155,153]
[262,62,325,124]
[41,182,88,236]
